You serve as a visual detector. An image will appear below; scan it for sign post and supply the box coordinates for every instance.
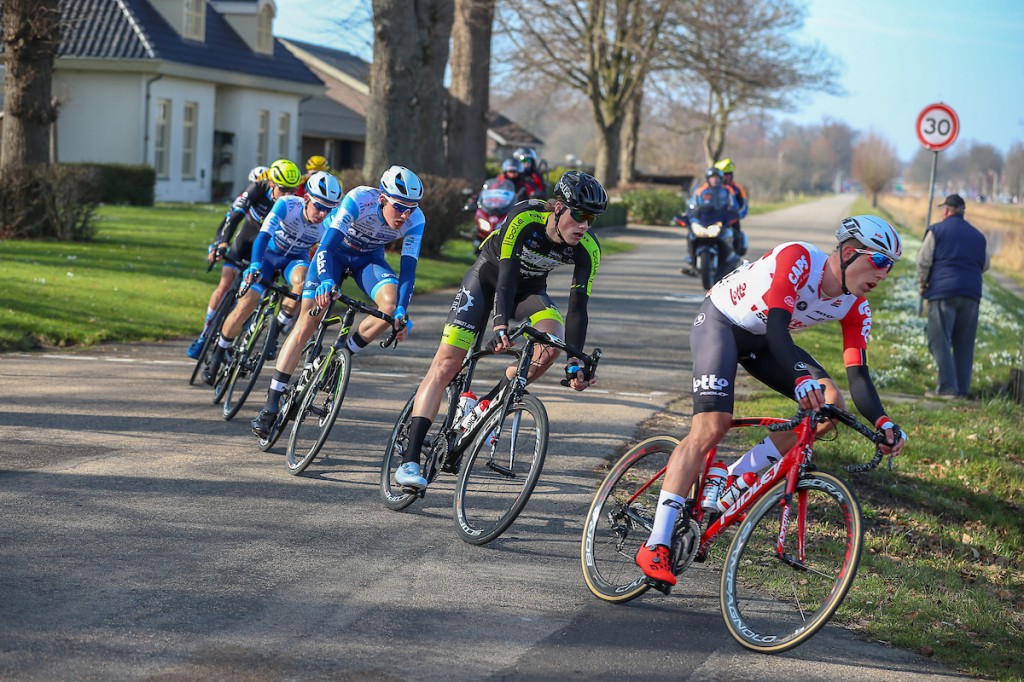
[915,102,960,315]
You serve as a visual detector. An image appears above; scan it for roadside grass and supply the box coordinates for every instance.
[747,193,825,216]
[0,204,634,352]
[717,195,1024,678]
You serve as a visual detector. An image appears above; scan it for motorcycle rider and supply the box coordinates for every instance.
[715,157,748,256]
[682,167,739,274]
[513,147,548,200]
[498,158,529,200]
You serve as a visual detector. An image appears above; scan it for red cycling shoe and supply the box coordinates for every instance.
[635,543,676,585]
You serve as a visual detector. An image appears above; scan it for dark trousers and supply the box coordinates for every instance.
[926,295,980,396]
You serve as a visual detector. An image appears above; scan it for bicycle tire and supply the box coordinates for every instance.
[222,313,276,421]
[379,392,421,511]
[210,308,258,405]
[720,470,863,654]
[580,436,679,603]
[285,349,351,475]
[189,288,235,386]
[453,394,548,545]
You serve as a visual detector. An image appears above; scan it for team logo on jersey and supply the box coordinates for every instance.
[694,374,729,393]
[794,361,808,371]
[693,313,706,326]
[729,283,746,306]
[453,287,475,313]
[797,301,808,311]
[788,255,810,285]
[784,295,796,308]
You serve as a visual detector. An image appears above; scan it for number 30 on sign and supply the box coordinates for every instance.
[916,103,960,152]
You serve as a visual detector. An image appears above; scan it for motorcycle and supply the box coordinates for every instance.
[675,207,742,290]
[468,177,516,252]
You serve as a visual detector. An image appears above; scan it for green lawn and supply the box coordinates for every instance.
[0,204,633,352]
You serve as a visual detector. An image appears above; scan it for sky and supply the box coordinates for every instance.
[273,0,1024,162]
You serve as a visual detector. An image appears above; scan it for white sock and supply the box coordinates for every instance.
[728,436,782,478]
[217,336,233,349]
[646,490,688,548]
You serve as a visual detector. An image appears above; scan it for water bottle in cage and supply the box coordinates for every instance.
[700,461,728,512]
[455,391,478,427]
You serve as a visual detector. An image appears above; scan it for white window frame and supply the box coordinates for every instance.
[277,112,290,161]
[256,4,274,54]
[182,101,198,180]
[256,110,269,166]
[154,98,171,179]
[183,0,205,40]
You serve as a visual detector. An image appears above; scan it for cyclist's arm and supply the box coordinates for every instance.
[250,197,289,265]
[396,221,424,313]
[564,234,601,351]
[840,301,887,425]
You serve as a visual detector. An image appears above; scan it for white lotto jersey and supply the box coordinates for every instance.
[708,241,872,348]
[323,186,424,259]
[260,195,325,257]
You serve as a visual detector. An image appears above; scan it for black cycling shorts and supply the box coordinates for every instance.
[225,217,261,269]
[690,297,830,414]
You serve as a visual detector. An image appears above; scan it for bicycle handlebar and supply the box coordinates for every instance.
[474,320,602,387]
[206,248,246,273]
[309,288,404,349]
[237,279,300,301]
[767,403,891,473]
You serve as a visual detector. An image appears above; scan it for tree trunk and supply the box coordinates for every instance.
[619,82,644,184]
[365,0,454,181]
[446,0,494,183]
[1,0,61,168]
[594,114,624,189]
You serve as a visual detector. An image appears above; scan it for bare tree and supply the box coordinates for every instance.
[498,0,671,188]
[1,0,61,167]
[365,0,454,181]
[852,132,899,207]
[447,0,495,182]
[1004,143,1024,201]
[656,0,840,166]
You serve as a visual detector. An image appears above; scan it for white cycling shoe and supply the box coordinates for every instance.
[395,462,428,490]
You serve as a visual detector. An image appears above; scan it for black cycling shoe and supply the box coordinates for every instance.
[251,409,278,438]
[203,349,226,385]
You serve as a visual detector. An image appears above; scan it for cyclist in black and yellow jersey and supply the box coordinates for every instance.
[393,170,608,490]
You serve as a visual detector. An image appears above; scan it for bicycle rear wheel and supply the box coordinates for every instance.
[453,394,547,545]
[580,436,678,602]
[379,388,453,511]
[720,470,863,654]
[222,314,275,421]
[285,350,351,475]
[189,289,234,386]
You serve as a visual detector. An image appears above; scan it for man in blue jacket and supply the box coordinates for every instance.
[917,194,989,398]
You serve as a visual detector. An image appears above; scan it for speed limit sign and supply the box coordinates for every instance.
[916,103,959,151]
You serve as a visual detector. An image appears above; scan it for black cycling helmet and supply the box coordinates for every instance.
[554,170,608,215]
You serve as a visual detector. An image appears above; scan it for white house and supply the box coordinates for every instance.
[5,0,323,202]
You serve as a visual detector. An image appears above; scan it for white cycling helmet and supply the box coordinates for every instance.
[835,215,902,261]
[305,171,343,208]
[248,165,269,183]
[379,165,424,203]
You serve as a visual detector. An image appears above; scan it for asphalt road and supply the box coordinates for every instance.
[0,195,971,681]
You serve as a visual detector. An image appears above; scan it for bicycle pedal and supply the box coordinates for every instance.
[644,577,674,595]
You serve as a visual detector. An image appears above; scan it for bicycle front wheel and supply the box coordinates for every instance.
[453,394,548,545]
[222,314,275,421]
[720,470,863,654]
[189,289,234,386]
[285,350,351,475]
[580,436,678,602]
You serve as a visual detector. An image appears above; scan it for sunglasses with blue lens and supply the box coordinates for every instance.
[853,248,895,271]
[311,200,337,212]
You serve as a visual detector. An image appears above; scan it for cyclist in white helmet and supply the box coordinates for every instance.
[635,215,907,586]
[251,165,425,438]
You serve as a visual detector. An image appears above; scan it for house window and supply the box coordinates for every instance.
[256,110,269,165]
[256,4,274,54]
[154,98,171,179]
[182,102,198,179]
[278,112,290,160]
[183,0,205,40]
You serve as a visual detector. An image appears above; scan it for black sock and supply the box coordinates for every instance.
[264,370,291,413]
[402,416,432,465]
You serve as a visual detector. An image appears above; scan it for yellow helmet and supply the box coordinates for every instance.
[305,155,330,172]
[714,158,735,174]
[267,158,302,188]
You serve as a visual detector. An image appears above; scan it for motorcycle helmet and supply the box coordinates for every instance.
[513,147,538,173]
[554,170,608,215]
[379,165,424,203]
[705,167,724,179]
[835,215,902,261]
[714,158,735,174]
[501,158,521,175]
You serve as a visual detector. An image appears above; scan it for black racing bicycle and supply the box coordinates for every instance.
[284,288,401,475]
[380,320,601,545]
[188,253,244,386]
[211,279,299,420]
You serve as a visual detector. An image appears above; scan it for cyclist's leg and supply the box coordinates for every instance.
[733,348,845,477]
[278,259,307,332]
[517,294,564,383]
[350,255,400,349]
[204,284,261,381]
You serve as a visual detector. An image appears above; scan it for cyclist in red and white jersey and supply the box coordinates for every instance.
[636,215,909,585]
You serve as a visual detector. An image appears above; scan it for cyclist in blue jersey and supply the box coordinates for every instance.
[250,165,426,438]
[187,159,302,359]
[203,171,342,383]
